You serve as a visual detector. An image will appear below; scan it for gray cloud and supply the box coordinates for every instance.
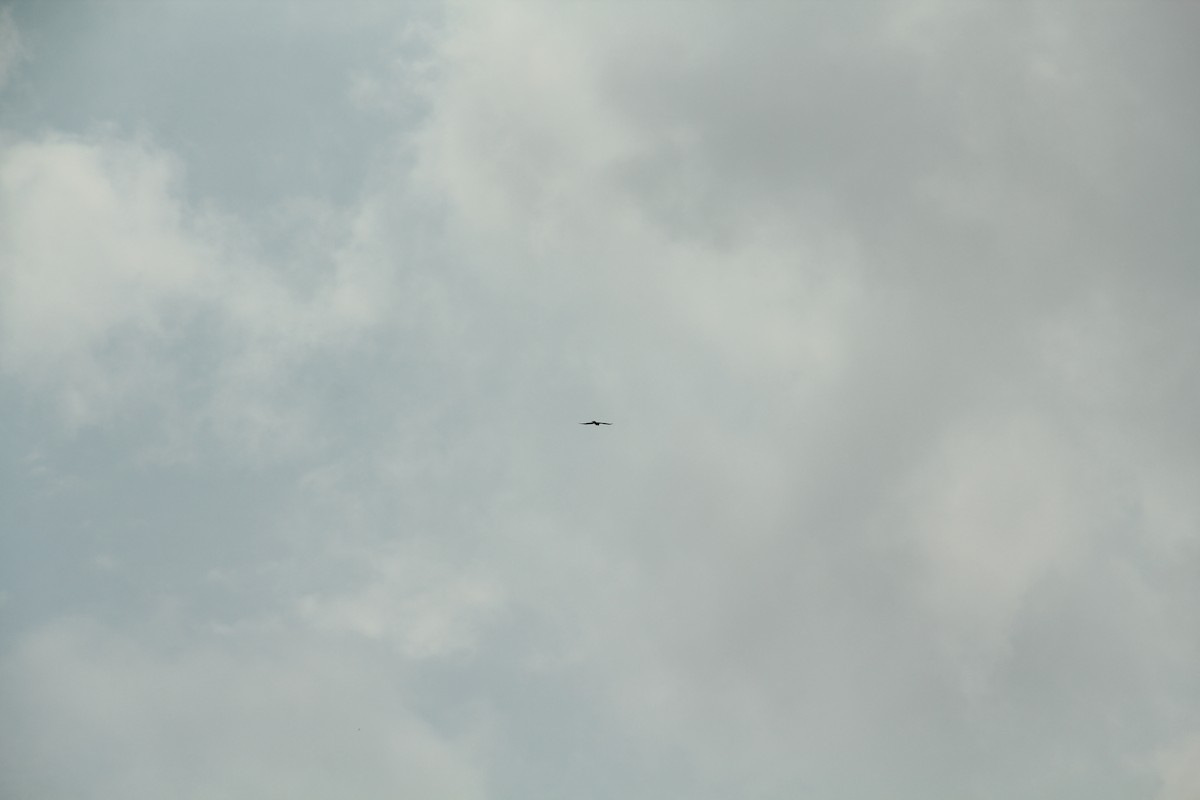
[1,1,1198,798]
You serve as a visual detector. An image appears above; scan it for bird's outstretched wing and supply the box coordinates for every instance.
[599,422,612,425]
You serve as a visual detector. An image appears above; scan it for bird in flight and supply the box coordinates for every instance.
[580,420,612,426]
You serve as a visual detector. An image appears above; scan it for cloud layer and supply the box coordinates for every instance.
[2,1,1199,798]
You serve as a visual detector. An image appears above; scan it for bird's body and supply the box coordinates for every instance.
[580,420,612,426]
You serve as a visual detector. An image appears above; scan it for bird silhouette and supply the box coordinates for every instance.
[580,420,612,425]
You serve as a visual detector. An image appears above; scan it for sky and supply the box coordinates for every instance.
[1,1,1198,797]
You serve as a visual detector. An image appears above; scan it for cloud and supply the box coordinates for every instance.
[393,0,1200,794]
[1155,734,1200,800]
[0,132,388,454]
[297,541,504,660]
[0,616,487,800]
[0,136,209,419]
[3,1,1199,798]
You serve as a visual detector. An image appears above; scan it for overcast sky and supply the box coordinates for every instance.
[2,1,1199,797]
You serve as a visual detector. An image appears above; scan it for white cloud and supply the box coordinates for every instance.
[298,543,504,660]
[1154,734,1200,800]
[0,136,209,421]
[0,132,390,454]
[902,411,1102,668]
[0,617,487,800]
[411,0,641,244]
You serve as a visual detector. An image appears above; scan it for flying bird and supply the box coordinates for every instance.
[580,420,612,426]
